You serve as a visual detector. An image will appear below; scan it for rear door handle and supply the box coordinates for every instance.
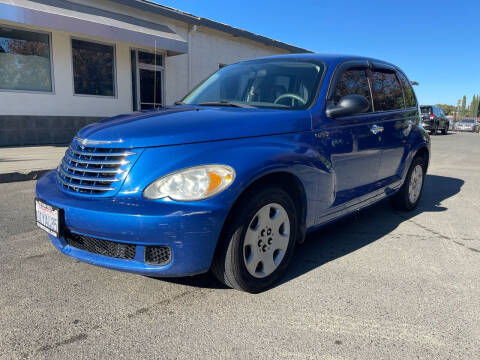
[370,124,384,134]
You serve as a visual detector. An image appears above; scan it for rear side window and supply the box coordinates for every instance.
[371,70,404,111]
[397,71,417,108]
[332,67,372,112]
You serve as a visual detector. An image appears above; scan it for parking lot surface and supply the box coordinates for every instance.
[1,132,479,359]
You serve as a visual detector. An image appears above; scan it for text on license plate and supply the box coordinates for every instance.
[35,200,59,237]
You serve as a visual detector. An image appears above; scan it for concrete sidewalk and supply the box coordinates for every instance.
[0,145,67,183]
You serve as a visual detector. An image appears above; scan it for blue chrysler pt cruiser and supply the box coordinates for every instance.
[36,54,430,293]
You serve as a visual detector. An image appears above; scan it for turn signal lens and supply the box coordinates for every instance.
[143,165,235,201]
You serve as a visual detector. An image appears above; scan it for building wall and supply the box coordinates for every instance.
[0,20,135,118]
[0,0,291,145]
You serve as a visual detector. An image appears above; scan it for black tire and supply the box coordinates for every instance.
[442,123,448,135]
[212,187,298,293]
[390,156,426,211]
[429,123,437,135]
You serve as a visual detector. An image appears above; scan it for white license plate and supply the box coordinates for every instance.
[35,199,60,238]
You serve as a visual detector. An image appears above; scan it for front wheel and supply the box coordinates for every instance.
[390,156,426,211]
[212,187,298,293]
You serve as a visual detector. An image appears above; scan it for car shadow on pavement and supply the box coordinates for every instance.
[277,174,464,288]
[154,174,464,292]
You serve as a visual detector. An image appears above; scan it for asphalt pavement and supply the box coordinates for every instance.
[1,132,479,359]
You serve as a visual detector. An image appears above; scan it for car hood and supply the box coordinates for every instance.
[77,106,311,148]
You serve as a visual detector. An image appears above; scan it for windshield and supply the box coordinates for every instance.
[420,106,432,114]
[181,59,325,110]
[460,119,475,123]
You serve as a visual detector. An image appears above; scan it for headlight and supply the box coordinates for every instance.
[143,165,235,201]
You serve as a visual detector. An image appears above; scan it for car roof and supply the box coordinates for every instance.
[238,53,400,69]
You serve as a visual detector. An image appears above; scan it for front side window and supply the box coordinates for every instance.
[396,71,417,108]
[72,39,115,96]
[332,67,372,112]
[0,26,52,92]
[182,60,325,110]
[371,70,404,111]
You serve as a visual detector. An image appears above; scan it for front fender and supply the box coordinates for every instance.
[119,133,332,228]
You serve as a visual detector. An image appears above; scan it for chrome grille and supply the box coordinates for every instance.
[57,139,137,195]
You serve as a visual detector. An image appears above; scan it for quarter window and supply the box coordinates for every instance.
[0,26,52,92]
[72,39,115,96]
[371,70,404,111]
[332,68,372,112]
[396,71,417,108]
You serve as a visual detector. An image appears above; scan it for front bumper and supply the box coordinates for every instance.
[36,171,229,276]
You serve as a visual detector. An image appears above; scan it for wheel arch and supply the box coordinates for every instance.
[414,145,430,169]
[219,170,308,249]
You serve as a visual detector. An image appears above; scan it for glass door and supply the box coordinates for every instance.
[131,50,164,110]
[139,68,162,110]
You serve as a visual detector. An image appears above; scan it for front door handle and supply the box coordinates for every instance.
[370,124,384,134]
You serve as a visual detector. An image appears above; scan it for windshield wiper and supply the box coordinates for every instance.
[197,101,256,108]
[174,101,184,105]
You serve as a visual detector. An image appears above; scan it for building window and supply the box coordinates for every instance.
[72,39,115,96]
[0,26,53,92]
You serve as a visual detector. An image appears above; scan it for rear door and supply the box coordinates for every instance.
[315,61,383,211]
[370,65,414,184]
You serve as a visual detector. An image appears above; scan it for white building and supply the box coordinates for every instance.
[0,0,308,146]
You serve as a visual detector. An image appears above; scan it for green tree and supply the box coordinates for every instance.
[436,104,456,115]
[474,95,480,118]
[467,95,480,118]
[473,95,478,117]
[461,95,467,116]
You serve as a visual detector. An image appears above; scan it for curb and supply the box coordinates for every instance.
[0,169,53,184]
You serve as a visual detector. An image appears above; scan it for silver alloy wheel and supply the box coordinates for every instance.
[243,203,291,278]
[408,164,423,204]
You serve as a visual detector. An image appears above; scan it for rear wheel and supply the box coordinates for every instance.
[429,123,437,135]
[390,156,426,211]
[442,123,448,135]
[212,187,297,293]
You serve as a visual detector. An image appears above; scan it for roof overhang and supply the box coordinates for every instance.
[0,0,188,55]
[110,0,311,54]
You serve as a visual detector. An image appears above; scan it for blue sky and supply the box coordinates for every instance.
[156,0,480,106]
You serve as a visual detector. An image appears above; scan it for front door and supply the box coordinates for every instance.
[131,50,164,110]
[316,64,383,215]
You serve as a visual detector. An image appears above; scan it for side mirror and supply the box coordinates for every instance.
[326,94,370,118]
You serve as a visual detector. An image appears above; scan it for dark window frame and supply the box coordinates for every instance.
[0,24,54,94]
[71,37,117,98]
